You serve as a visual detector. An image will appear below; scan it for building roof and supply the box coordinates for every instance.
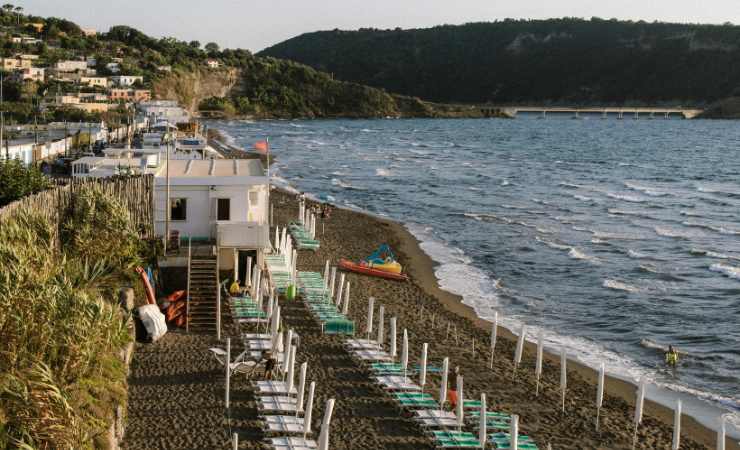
[155,159,266,186]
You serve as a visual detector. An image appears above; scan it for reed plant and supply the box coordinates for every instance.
[0,184,145,449]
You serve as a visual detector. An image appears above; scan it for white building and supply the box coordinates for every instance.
[106,62,121,73]
[139,101,191,125]
[55,60,89,72]
[110,75,144,87]
[154,159,270,269]
[71,156,160,178]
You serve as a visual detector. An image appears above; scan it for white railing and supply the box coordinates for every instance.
[216,244,221,341]
[186,236,192,333]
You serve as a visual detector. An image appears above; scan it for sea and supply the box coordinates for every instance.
[214,116,740,434]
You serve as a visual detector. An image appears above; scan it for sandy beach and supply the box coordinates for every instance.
[122,188,734,449]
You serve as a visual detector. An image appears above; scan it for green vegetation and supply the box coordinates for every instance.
[0,184,144,448]
[259,18,740,105]
[0,159,50,207]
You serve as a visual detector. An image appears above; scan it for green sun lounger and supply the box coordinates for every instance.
[489,432,538,450]
[432,430,481,448]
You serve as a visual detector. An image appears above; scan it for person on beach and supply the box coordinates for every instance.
[665,345,679,366]
[263,352,277,379]
[229,279,241,296]
[446,366,461,410]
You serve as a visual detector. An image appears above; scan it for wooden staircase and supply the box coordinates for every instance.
[188,256,219,333]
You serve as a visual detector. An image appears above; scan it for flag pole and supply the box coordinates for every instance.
[266,137,270,227]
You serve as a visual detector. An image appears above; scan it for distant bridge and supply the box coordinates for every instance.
[497,106,704,119]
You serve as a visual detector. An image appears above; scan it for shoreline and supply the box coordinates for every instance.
[275,185,737,449]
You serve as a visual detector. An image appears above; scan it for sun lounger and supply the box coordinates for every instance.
[255,380,298,396]
[415,410,457,420]
[269,437,318,450]
[259,396,301,414]
[432,430,482,448]
[394,392,438,409]
[248,340,275,351]
[345,340,383,351]
[263,415,311,435]
[489,432,538,449]
[418,416,460,428]
[351,349,392,361]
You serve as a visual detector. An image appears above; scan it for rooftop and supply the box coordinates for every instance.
[155,159,267,185]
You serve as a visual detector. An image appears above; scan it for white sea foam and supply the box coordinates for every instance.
[690,249,740,261]
[624,181,671,197]
[607,192,646,203]
[628,249,648,259]
[573,194,594,202]
[463,213,512,224]
[405,223,739,438]
[710,263,740,280]
[654,226,693,239]
[375,168,391,177]
[559,182,582,189]
[500,179,511,186]
[603,279,641,293]
[536,237,597,262]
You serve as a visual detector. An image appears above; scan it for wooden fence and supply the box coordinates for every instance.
[0,175,155,246]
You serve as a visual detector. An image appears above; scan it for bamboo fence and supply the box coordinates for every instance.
[0,175,155,247]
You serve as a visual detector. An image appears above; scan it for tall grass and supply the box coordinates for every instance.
[0,185,145,449]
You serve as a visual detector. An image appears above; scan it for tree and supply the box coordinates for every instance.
[0,159,50,207]
[189,40,200,49]
[204,42,219,54]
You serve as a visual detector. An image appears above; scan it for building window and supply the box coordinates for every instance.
[170,198,187,221]
[217,198,230,221]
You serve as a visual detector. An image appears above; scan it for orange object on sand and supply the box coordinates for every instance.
[135,267,157,305]
[447,389,458,409]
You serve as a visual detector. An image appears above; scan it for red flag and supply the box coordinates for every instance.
[253,140,268,154]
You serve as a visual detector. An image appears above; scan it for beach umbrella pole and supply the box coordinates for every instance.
[232,433,238,450]
[225,337,231,409]
[672,399,681,450]
[490,311,498,369]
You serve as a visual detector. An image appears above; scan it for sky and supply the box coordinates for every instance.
[17,0,740,52]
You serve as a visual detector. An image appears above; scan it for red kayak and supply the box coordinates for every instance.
[339,259,409,281]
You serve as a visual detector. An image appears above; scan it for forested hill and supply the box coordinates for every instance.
[259,18,740,105]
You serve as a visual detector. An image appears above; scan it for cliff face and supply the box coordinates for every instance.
[151,67,240,113]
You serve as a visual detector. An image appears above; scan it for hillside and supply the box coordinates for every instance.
[152,58,505,119]
[259,18,740,105]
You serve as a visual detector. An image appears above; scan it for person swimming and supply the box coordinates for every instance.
[665,345,679,366]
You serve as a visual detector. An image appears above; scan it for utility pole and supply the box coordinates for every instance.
[1,70,5,161]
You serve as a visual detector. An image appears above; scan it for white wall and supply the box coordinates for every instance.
[154,183,269,240]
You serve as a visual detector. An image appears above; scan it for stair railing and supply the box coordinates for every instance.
[186,236,192,333]
[216,245,221,341]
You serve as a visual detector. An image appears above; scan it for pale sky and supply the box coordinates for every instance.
[17,0,740,52]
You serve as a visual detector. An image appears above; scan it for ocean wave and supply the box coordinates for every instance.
[463,213,513,224]
[628,249,648,259]
[603,279,641,293]
[573,194,594,202]
[559,182,582,189]
[654,226,694,239]
[696,183,740,198]
[683,221,740,236]
[608,208,648,218]
[501,179,511,186]
[330,178,366,191]
[375,168,391,177]
[690,249,740,261]
[710,263,740,281]
[568,248,597,262]
[593,231,643,240]
[501,204,527,210]
[607,192,647,203]
[536,237,598,262]
[680,210,702,217]
[624,181,671,197]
